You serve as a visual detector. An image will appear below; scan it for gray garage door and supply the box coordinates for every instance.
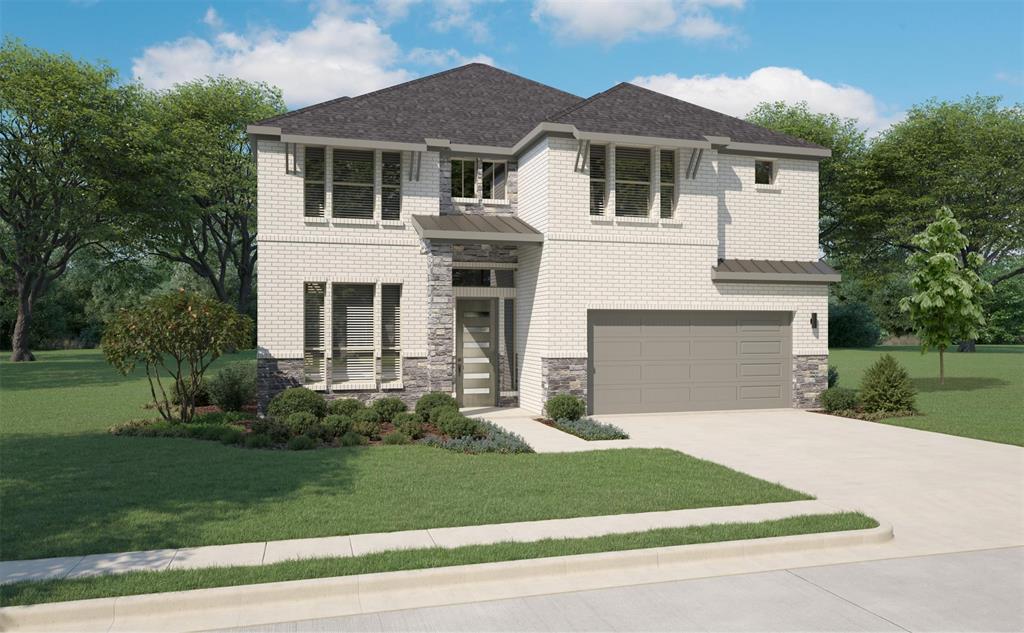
[588,311,792,414]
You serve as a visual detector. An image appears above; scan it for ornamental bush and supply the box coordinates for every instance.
[251,417,290,444]
[207,362,256,412]
[420,419,533,454]
[268,387,326,420]
[551,417,629,441]
[372,397,407,422]
[244,433,273,449]
[285,412,320,436]
[545,394,585,421]
[828,365,840,388]
[321,414,352,439]
[350,410,382,438]
[327,398,363,417]
[339,430,368,447]
[287,435,316,451]
[819,387,858,413]
[859,354,917,414]
[434,408,480,438]
[415,392,457,422]
[393,412,425,439]
[382,431,412,445]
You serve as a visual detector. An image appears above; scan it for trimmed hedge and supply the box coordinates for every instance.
[820,387,858,413]
[267,388,326,420]
[545,395,585,421]
[415,392,457,422]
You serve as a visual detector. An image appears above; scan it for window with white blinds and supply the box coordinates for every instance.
[333,150,374,219]
[304,148,325,218]
[303,282,326,383]
[331,284,375,383]
[380,284,401,383]
[589,145,606,215]
[451,158,475,198]
[381,152,402,220]
[660,149,675,219]
[615,147,651,217]
[482,161,506,200]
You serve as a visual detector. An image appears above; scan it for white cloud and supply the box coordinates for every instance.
[995,70,1023,86]
[430,0,490,43]
[407,47,495,68]
[375,0,421,22]
[202,7,223,29]
[632,67,902,134]
[133,5,492,107]
[531,0,742,44]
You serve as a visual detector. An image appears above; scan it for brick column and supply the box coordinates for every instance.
[426,240,454,394]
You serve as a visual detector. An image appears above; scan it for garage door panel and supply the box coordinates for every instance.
[590,310,791,413]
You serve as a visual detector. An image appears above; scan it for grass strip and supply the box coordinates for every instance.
[1,512,877,607]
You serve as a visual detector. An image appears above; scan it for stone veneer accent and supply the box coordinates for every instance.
[426,240,455,394]
[541,357,587,407]
[793,354,828,409]
[257,357,429,415]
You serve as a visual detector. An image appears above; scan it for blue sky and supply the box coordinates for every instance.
[4,0,1022,133]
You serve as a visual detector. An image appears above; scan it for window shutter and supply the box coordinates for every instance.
[303,282,325,383]
[381,152,402,221]
[615,147,650,217]
[660,149,675,219]
[332,284,375,383]
[589,145,606,215]
[303,147,325,218]
[380,284,401,383]
[332,150,374,219]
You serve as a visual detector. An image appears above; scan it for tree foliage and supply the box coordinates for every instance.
[102,290,253,422]
[899,208,992,383]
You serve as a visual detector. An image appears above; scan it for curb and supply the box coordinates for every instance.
[0,523,893,632]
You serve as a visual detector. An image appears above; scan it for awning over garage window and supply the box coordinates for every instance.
[411,214,543,244]
[713,259,840,284]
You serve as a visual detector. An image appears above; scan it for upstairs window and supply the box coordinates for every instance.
[755,160,774,185]
[589,145,606,215]
[333,150,374,219]
[381,152,402,220]
[615,146,651,217]
[660,149,675,219]
[332,284,375,384]
[481,161,507,200]
[303,282,326,383]
[304,147,325,218]
[451,158,475,198]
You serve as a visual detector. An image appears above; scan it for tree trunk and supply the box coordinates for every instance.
[939,347,945,385]
[9,291,36,362]
[957,340,976,352]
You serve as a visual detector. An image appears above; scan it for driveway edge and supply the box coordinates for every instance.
[0,523,893,633]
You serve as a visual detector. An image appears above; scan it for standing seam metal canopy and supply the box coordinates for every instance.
[411,214,544,243]
[713,259,841,283]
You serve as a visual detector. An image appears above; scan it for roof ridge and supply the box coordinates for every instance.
[547,82,629,121]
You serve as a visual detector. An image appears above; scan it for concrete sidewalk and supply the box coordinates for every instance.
[0,499,843,585]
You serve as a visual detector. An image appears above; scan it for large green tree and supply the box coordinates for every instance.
[0,39,144,360]
[138,77,285,315]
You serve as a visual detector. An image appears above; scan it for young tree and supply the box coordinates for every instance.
[102,290,253,423]
[0,39,143,360]
[900,208,992,384]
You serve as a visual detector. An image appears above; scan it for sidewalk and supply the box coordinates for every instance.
[0,499,840,585]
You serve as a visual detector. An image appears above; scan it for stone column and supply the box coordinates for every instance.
[438,149,454,215]
[793,354,828,408]
[426,240,454,394]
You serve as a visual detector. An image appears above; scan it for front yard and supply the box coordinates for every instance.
[829,345,1023,447]
[1,350,813,562]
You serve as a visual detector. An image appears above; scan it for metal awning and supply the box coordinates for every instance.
[713,259,841,284]
[411,214,544,244]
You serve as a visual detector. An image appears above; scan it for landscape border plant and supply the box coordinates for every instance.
[550,417,629,441]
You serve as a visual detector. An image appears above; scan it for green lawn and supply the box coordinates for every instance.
[829,345,1024,447]
[0,350,810,561]
[0,512,876,607]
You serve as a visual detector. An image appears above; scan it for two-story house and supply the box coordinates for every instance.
[249,64,838,416]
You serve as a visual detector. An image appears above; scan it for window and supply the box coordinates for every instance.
[304,147,325,218]
[331,284,375,383]
[660,149,675,219]
[333,150,374,219]
[381,152,402,220]
[755,160,774,185]
[615,147,651,217]
[380,284,401,383]
[589,145,606,215]
[453,269,515,287]
[481,161,506,200]
[451,159,476,198]
[303,282,325,383]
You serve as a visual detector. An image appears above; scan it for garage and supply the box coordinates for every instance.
[588,310,792,414]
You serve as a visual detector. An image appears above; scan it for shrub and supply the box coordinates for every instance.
[420,420,533,454]
[193,411,247,425]
[268,387,326,420]
[551,418,629,441]
[251,418,290,444]
[339,430,369,447]
[207,362,256,412]
[244,433,273,449]
[393,412,424,439]
[820,387,858,413]
[828,301,881,348]
[171,379,210,407]
[350,409,382,438]
[429,404,458,425]
[287,435,316,451]
[218,427,245,445]
[415,392,457,422]
[434,408,480,438]
[321,414,352,439]
[828,365,839,388]
[859,354,917,413]
[285,412,320,436]
[372,397,407,422]
[545,394,585,421]
[109,419,156,436]
[191,424,232,442]
[382,431,412,445]
[327,398,363,417]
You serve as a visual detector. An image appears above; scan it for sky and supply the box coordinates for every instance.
[3,0,1023,134]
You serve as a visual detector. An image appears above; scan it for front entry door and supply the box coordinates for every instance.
[456,299,497,407]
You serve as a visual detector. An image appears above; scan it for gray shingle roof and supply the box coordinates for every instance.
[552,83,824,149]
[259,64,582,147]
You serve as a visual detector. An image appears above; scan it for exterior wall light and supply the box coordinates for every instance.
[810,312,819,329]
